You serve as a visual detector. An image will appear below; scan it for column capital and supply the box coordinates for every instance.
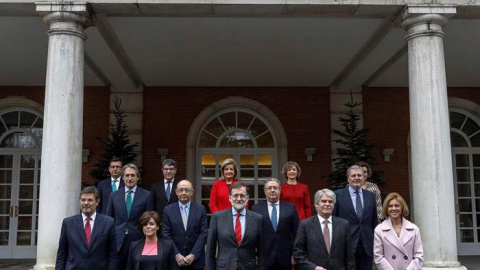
[401,5,456,40]
[36,1,91,39]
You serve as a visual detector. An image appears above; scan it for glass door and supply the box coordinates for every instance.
[452,150,480,255]
[0,151,40,258]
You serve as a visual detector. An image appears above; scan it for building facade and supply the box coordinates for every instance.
[0,1,478,269]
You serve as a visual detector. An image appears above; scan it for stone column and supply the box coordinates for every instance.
[402,5,464,270]
[34,3,90,270]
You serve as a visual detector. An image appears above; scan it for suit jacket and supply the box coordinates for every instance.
[106,186,154,251]
[251,200,299,269]
[126,239,179,270]
[293,215,354,270]
[162,201,208,269]
[374,217,424,270]
[55,213,117,270]
[333,186,378,257]
[97,177,125,215]
[150,179,179,221]
[206,208,264,270]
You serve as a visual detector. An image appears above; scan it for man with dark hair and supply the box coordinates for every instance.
[151,159,179,221]
[333,165,378,270]
[206,182,264,270]
[106,163,154,270]
[97,157,124,214]
[56,186,117,270]
[252,178,299,270]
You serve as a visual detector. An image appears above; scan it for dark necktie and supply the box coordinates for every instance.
[235,212,242,245]
[166,181,172,201]
[126,190,133,217]
[355,190,363,219]
[85,216,92,246]
[323,220,330,254]
[271,203,277,232]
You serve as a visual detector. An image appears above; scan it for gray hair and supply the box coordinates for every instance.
[347,165,363,178]
[264,177,281,187]
[80,186,99,201]
[314,189,336,205]
[122,163,140,178]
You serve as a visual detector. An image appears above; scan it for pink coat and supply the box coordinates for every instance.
[374,217,424,270]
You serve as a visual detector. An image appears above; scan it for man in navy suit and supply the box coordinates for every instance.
[106,163,154,270]
[56,186,117,270]
[251,178,299,270]
[97,157,124,214]
[151,159,179,222]
[333,165,378,270]
[162,180,208,270]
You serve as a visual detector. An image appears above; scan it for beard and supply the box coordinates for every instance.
[233,201,246,211]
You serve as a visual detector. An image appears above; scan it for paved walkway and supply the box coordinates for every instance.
[0,257,479,270]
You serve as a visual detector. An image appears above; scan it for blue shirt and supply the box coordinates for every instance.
[348,185,364,212]
[125,185,137,202]
[178,201,191,218]
[231,207,246,238]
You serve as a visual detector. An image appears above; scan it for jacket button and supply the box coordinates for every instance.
[392,255,396,260]
[404,255,408,260]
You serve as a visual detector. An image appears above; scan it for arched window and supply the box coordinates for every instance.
[450,108,480,255]
[198,109,276,213]
[0,106,43,258]
[187,97,288,216]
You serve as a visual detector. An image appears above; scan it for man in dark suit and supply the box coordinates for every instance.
[56,186,117,270]
[151,159,179,221]
[251,178,299,270]
[206,181,264,270]
[162,180,208,270]
[106,163,154,270]
[97,157,124,214]
[293,189,354,270]
[333,165,378,270]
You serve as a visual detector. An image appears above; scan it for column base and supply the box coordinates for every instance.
[424,266,467,270]
[33,264,54,270]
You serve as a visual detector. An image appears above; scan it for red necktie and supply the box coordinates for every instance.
[85,216,92,246]
[235,213,242,245]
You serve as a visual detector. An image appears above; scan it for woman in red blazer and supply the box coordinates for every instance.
[209,158,239,213]
[280,161,312,220]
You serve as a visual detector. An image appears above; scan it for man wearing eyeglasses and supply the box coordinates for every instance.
[151,159,180,222]
[252,178,299,270]
[97,157,125,214]
[162,180,208,270]
[206,181,264,270]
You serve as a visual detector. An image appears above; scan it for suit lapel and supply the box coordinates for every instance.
[224,209,237,245]
[90,214,103,249]
[259,202,274,232]
[311,216,329,256]
[341,188,357,218]
[330,217,340,255]
[117,188,128,219]
[173,203,186,232]
[383,219,408,256]
[130,187,142,215]
[186,203,196,232]
[277,201,287,231]
[75,215,88,248]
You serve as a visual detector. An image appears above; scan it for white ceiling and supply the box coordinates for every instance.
[1,2,480,89]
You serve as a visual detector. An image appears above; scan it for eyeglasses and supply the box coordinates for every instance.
[177,188,192,193]
[264,186,279,190]
[163,168,176,171]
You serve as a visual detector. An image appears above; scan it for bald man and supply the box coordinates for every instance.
[162,180,208,270]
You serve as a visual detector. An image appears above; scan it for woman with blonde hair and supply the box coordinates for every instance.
[374,192,423,270]
[209,158,240,213]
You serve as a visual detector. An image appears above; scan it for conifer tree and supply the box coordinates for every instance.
[90,96,139,181]
[328,95,385,189]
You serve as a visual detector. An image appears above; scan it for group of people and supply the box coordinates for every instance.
[55,157,424,270]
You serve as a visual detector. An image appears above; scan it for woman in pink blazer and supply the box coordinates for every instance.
[374,192,424,270]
